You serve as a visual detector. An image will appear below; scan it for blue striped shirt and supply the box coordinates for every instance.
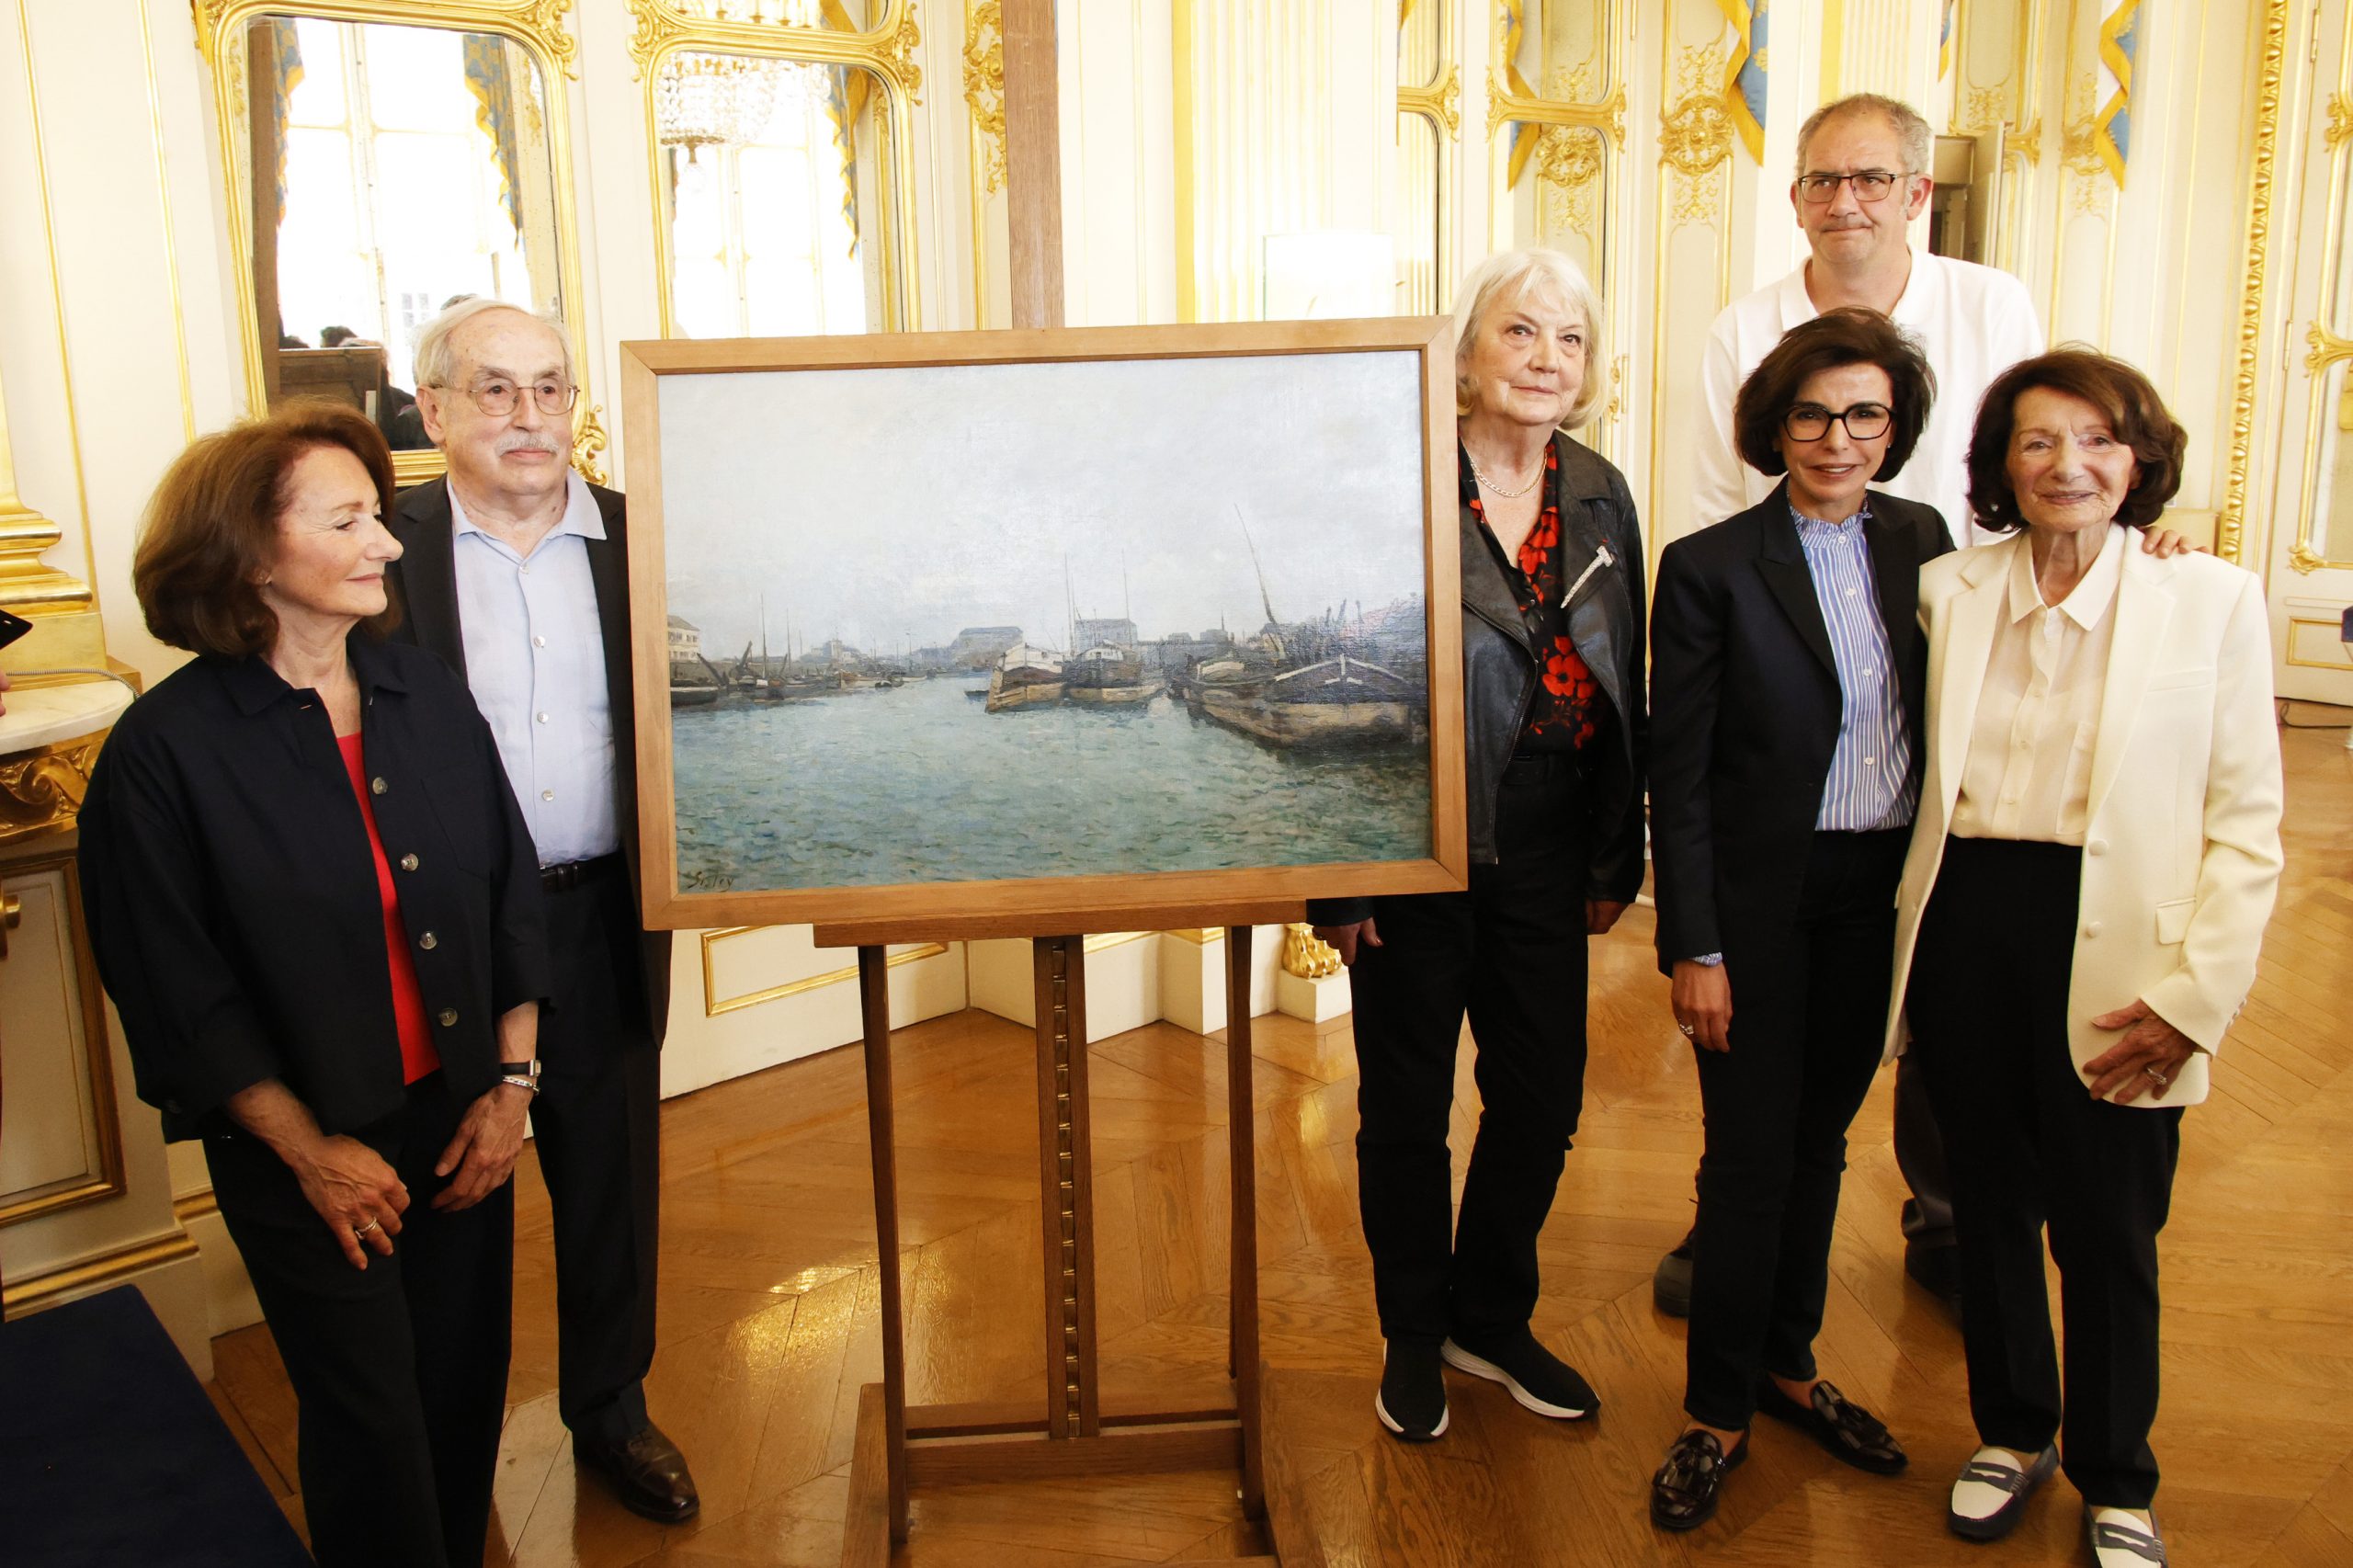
[1792,505,1917,832]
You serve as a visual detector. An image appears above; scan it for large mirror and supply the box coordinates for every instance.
[654,52,897,335]
[211,8,585,479]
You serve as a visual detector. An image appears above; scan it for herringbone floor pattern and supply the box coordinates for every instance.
[205,728,2353,1565]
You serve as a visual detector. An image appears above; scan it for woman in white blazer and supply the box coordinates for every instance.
[1884,350,2283,1568]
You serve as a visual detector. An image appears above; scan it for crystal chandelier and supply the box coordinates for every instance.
[655,51,821,160]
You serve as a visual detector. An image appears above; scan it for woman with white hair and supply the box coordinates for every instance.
[1310,247,1647,1443]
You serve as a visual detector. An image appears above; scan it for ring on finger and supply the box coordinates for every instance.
[1677,1021,1697,1039]
[2141,1064,2169,1087]
[355,1218,382,1235]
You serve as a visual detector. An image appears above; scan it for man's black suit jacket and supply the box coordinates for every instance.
[1648,483,1952,975]
[387,475,673,1044]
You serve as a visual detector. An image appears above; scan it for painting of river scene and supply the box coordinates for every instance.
[623,322,1462,925]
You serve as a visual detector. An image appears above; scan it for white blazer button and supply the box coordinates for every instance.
[2087,839,2109,856]
[2085,921,2103,937]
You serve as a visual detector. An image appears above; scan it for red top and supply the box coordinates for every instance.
[336,733,439,1085]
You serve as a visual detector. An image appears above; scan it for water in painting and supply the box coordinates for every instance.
[657,348,1433,892]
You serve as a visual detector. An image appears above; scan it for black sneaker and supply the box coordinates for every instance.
[1441,1328,1597,1419]
[1375,1336,1449,1441]
[1654,1226,1696,1318]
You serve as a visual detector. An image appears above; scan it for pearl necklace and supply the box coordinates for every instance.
[1466,450,1543,499]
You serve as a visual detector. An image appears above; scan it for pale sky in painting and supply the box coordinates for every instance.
[654,349,1428,659]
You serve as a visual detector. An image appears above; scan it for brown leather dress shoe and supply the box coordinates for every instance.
[576,1422,700,1522]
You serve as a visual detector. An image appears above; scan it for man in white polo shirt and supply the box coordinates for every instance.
[1660,93,2044,1320]
[1691,93,2043,538]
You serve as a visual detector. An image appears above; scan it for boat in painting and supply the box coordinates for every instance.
[1191,651,1419,745]
[984,642,1065,711]
[1063,644,1161,706]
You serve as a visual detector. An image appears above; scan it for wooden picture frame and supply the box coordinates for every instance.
[620,318,1467,929]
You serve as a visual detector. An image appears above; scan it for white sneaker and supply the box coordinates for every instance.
[2085,1506,2168,1566]
[1948,1444,2057,1541]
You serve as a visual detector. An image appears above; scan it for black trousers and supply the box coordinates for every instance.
[207,1074,511,1568]
[1908,836,2182,1508]
[1684,827,1909,1429]
[534,870,665,1448]
[1347,757,1592,1343]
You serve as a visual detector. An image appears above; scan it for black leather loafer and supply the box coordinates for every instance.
[1756,1378,1906,1474]
[576,1421,701,1522]
[1651,1428,1746,1531]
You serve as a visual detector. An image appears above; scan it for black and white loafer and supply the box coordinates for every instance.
[1949,1444,2058,1541]
[2085,1506,2168,1566]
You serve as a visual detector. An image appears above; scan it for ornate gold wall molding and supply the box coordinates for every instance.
[1400,62,1461,139]
[962,0,1005,195]
[0,733,105,846]
[571,403,611,489]
[2278,0,2353,576]
[194,0,582,76]
[627,0,923,99]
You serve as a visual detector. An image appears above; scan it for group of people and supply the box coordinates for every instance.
[1307,93,2283,1568]
[82,299,694,1567]
[74,88,2283,1568]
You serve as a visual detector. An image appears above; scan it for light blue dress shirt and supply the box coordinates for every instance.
[1792,504,1917,833]
[449,472,620,867]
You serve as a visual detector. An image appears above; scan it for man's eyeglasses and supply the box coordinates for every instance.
[1796,169,1914,204]
[441,378,579,417]
[1783,403,1893,442]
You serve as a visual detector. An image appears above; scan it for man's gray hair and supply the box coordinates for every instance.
[412,297,575,390]
[1795,93,1933,177]
[1450,247,1610,431]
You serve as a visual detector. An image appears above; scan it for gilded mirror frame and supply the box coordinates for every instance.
[627,0,925,337]
[193,0,605,485]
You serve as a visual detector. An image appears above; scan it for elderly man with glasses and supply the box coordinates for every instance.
[387,298,700,1525]
[1656,94,2047,1322]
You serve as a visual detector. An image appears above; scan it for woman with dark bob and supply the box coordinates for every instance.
[1646,307,1947,1529]
[1309,247,1647,1445]
[80,402,551,1568]
[1887,351,2282,1568]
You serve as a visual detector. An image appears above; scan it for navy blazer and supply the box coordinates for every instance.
[1647,483,1952,972]
[81,637,551,1141]
[385,475,673,1044]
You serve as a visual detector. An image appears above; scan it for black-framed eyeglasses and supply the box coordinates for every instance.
[442,378,579,417]
[1796,169,1914,203]
[1783,403,1893,442]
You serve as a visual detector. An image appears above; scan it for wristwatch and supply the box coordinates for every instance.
[1689,953,1724,967]
[498,1059,541,1096]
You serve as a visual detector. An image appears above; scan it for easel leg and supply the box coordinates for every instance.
[1032,936,1101,1440]
[1222,926,1266,1518]
[856,947,910,1542]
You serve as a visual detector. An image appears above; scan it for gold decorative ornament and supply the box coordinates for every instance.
[572,403,611,489]
[2328,93,2353,150]
[0,734,107,846]
[1659,90,1733,180]
[962,0,1006,195]
[1280,923,1341,981]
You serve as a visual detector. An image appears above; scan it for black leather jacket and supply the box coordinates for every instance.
[1311,431,1649,925]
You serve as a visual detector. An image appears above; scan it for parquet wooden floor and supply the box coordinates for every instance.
[203,728,2353,1566]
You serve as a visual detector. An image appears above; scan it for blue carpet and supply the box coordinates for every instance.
[0,1284,311,1566]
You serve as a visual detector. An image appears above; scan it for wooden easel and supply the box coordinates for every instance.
[818,907,1293,1564]
[821,10,1279,1559]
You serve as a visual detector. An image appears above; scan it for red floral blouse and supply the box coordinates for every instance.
[1464,441,1604,753]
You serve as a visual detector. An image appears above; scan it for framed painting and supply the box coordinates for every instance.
[620,318,1467,929]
